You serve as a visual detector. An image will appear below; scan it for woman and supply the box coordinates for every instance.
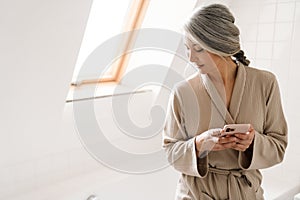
[163,4,287,200]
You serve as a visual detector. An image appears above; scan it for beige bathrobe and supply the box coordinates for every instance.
[163,63,288,200]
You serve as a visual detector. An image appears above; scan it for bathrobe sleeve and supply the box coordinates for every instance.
[239,74,288,170]
[162,89,208,177]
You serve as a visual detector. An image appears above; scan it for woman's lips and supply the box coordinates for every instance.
[197,64,204,68]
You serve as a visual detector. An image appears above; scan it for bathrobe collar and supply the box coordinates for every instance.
[200,62,246,124]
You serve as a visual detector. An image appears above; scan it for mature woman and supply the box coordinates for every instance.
[163,4,287,200]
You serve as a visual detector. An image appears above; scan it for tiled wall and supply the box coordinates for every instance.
[234,0,299,102]
[230,0,300,198]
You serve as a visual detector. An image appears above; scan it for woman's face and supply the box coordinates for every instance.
[184,37,221,74]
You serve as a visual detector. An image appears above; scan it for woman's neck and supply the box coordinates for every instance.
[222,60,237,86]
[209,58,237,86]
[207,57,238,106]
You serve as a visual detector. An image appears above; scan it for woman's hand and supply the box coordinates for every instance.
[232,125,255,151]
[212,125,255,152]
[212,134,237,151]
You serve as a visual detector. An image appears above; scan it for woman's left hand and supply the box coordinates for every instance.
[231,125,255,152]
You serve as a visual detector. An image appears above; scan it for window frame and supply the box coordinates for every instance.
[71,0,150,87]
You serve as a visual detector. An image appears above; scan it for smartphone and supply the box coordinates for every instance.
[221,124,250,136]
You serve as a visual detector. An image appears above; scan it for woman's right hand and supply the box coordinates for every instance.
[211,134,237,151]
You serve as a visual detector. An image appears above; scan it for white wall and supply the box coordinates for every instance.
[0,1,179,199]
[0,0,93,198]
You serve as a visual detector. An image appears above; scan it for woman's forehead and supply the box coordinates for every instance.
[184,37,203,48]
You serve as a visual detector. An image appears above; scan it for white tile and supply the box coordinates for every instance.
[287,60,300,107]
[257,23,274,41]
[0,167,13,198]
[36,153,69,187]
[13,161,35,183]
[272,59,290,96]
[289,60,300,78]
[296,2,300,21]
[11,162,36,195]
[277,0,296,2]
[83,156,101,172]
[240,23,258,42]
[232,4,260,24]
[286,93,300,112]
[67,148,90,176]
[291,23,300,60]
[287,124,300,153]
[254,59,272,70]
[280,154,300,179]
[272,42,291,59]
[271,58,289,73]
[264,0,278,3]
[274,22,294,41]
[256,42,273,59]
[259,4,277,23]
[276,2,296,22]
[49,153,69,183]
[52,153,69,172]
[242,42,256,60]
[36,156,53,176]
[0,133,13,168]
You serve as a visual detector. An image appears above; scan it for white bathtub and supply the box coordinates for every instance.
[7,162,300,200]
[8,166,178,200]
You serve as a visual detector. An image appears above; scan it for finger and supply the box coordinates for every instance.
[212,144,226,151]
[249,124,254,131]
[218,136,237,144]
[232,143,248,151]
[236,130,255,140]
[235,138,251,146]
[234,133,250,140]
[212,142,236,151]
[222,141,237,149]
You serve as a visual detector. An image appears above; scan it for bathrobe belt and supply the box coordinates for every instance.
[208,167,255,200]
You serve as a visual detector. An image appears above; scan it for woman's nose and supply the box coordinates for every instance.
[188,51,197,63]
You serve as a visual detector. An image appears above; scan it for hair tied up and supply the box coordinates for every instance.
[233,50,250,66]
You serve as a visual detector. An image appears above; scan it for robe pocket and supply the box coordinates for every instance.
[246,173,261,193]
[246,172,264,199]
[255,186,264,200]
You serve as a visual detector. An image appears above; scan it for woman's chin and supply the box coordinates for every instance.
[197,66,207,74]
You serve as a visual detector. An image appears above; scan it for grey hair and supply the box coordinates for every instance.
[184,4,246,61]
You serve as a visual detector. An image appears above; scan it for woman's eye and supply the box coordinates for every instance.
[195,48,204,52]
[194,44,204,52]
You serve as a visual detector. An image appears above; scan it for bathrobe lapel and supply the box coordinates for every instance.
[200,63,246,124]
[228,63,246,122]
